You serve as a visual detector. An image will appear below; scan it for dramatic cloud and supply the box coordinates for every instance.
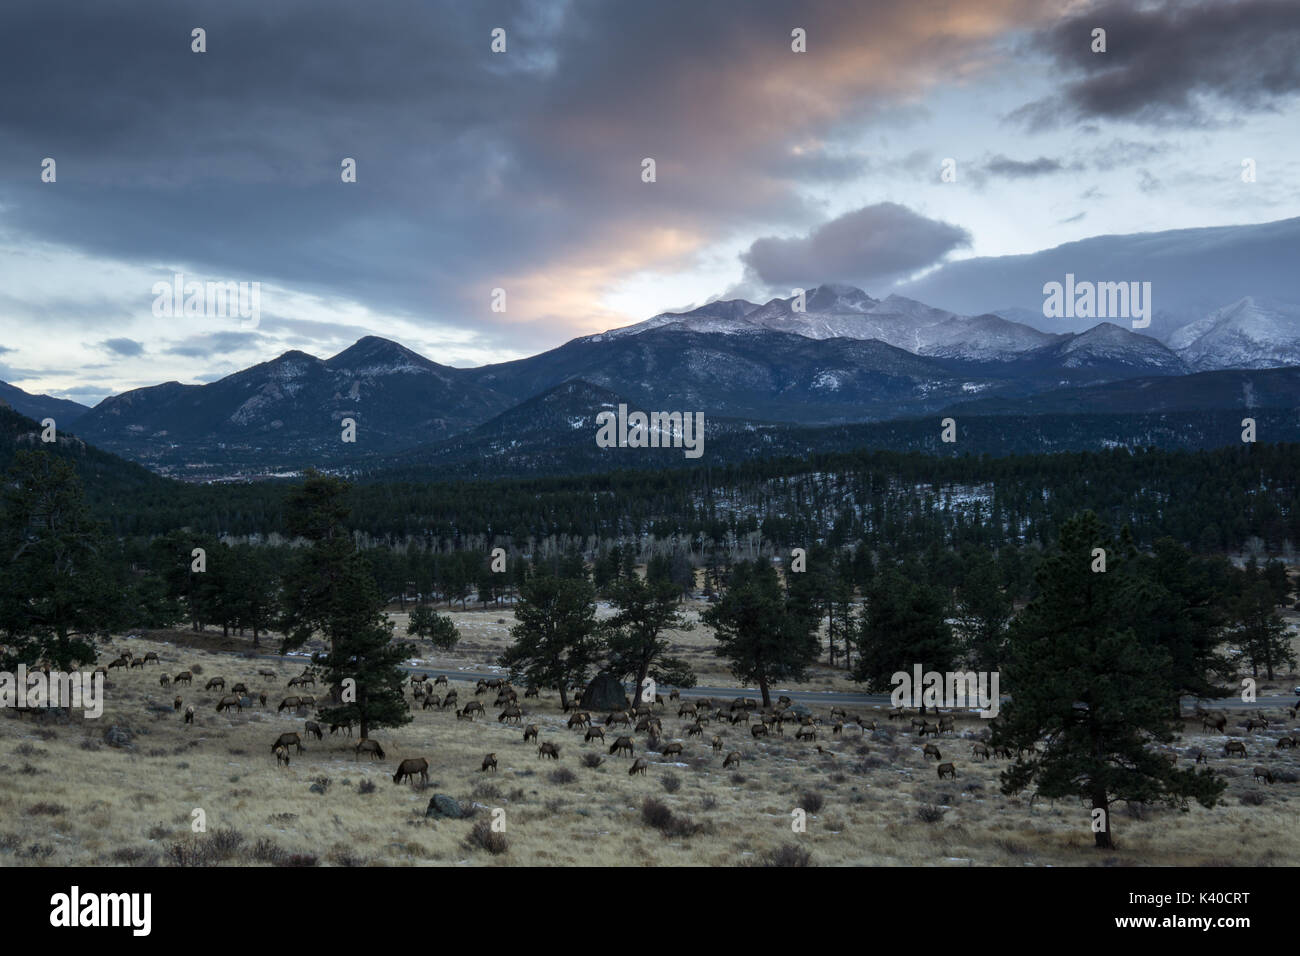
[1014,0,1300,128]
[100,338,144,357]
[740,203,971,288]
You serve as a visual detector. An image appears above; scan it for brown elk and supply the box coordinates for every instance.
[287,675,313,689]
[937,762,957,780]
[567,712,590,729]
[922,743,942,760]
[523,724,539,743]
[174,671,192,685]
[938,716,955,734]
[143,652,160,665]
[159,674,170,687]
[524,685,539,698]
[433,675,448,687]
[685,722,704,738]
[1245,718,1269,733]
[173,695,183,711]
[481,753,498,772]
[677,703,697,718]
[795,726,816,742]
[461,700,485,717]
[585,726,606,743]
[108,657,128,670]
[538,742,560,760]
[216,695,242,713]
[1276,736,1297,750]
[230,682,248,696]
[608,736,634,757]
[130,657,145,669]
[205,677,225,691]
[274,745,290,767]
[277,696,301,714]
[712,735,723,751]
[605,711,630,727]
[729,711,749,725]
[918,722,940,737]
[393,757,429,785]
[304,721,323,741]
[1224,741,1247,757]
[971,743,991,760]
[628,757,649,776]
[887,707,905,720]
[661,742,684,758]
[497,705,522,724]
[355,738,385,760]
[258,669,277,679]
[831,722,843,736]
[722,751,741,769]
[751,723,769,738]
[273,732,305,754]
[439,692,457,710]
[258,692,268,708]
[993,745,1013,759]
[330,722,353,737]
[1253,766,1275,784]
[184,705,195,725]
[1194,749,1208,764]
[298,695,316,707]
[1202,714,1227,733]
[422,694,441,710]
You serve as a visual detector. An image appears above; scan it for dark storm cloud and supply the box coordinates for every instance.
[983,155,1065,178]
[100,338,145,357]
[740,203,971,288]
[1013,0,1300,128]
[0,0,1046,347]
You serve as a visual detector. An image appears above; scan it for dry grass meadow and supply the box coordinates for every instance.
[3,603,1299,867]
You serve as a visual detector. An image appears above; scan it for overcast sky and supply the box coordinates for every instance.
[1,0,1298,405]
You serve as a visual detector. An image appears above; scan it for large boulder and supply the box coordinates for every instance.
[580,672,628,712]
[425,794,464,820]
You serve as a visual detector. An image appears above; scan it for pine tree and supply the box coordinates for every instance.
[990,512,1224,850]
[702,560,820,708]
[852,567,958,711]
[604,575,696,701]
[408,605,459,651]
[0,451,119,670]
[279,472,411,739]
[500,572,601,711]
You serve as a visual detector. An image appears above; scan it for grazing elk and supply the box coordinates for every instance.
[1253,766,1275,784]
[524,685,539,698]
[130,657,145,669]
[422,694,441,711]
[143,652,160,665]
[1194,749,1208,764]
[205,677,225,691]
[1224,741,1247,757]
[355,738,385,760]
[887,707,906,720]
[304,721,323,741]
[273,732,305,754]
[677,703,697,719]
[461,700,485,718]
[971,743,991,760]
[393,757,429,785]
[938,716,955,735]
[993,745,1013,759]
[184,705,195,725]
[661,742,684,758]
[278,696,302,714]
[628,758,649,776]
[439,693,457,710]
[567,712,591,730]
[258,669,277,679]
[433,675,448,687]
[608,736,634,757]
[274,745,290,767]
[330,722,353,737]
[523,724,539,743]
[108,657,128,670]
[174,671,192,686]
[685,722,704,738]
[751,723,769,738]
[497,705,523,725]
[1276,736,1297,750]
[298,695,316,708]
[287,675,313,689]
[795,726,816,742]
[605,711,630,728]
[481,753,498,772]
[538,742,560,760]
[159,674,170,687]
[1202,714,1227,733]
[722,751,741,769]
[937,762,957,780]
[1245,718,1269,733]
[230,682,248,696]
[216,695,242,713]
[922,743,942,760]
[585,726,606,743]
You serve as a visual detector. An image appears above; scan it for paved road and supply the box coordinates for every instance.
[255,651,1296,713]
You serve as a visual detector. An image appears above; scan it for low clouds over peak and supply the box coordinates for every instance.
[740,203,972,290]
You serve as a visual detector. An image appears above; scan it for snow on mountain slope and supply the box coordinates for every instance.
[1169,297,1300,371]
